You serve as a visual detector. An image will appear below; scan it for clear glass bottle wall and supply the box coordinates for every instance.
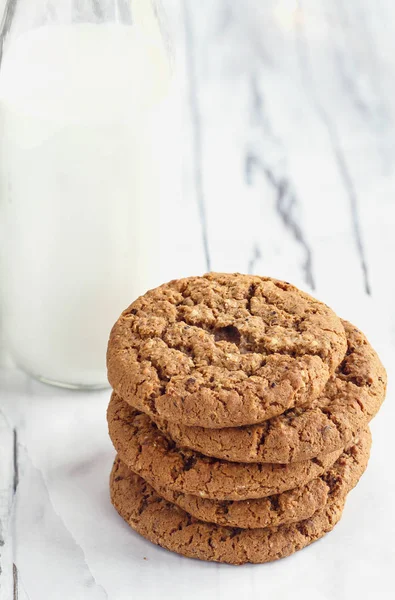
[0,0,173,389]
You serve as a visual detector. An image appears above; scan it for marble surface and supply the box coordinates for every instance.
[1,1,395,598]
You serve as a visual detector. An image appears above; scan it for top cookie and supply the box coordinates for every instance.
[107,273,347,428]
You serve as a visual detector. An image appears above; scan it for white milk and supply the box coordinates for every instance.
[0,24,170,387]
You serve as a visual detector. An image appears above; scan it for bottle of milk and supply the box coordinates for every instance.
[0,1,171,388]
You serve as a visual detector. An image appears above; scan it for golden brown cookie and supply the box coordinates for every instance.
[107,273,347,428]
[142,428,371,528]
[154,322,386,463]
[109,457,360,564]
[107,394,344,501]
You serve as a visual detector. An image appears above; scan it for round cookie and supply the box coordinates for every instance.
[107,393,344,501]
[154,321,386,463]
[107,273,347,428]
[110,462,349,565]
[140,428,371,528]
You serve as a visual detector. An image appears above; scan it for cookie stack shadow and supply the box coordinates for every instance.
[106,273,387,565]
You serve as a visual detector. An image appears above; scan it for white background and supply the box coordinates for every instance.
[1,1,395,599]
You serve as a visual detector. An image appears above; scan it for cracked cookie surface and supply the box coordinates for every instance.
[107,394,344,501]
[107,273,347,428]
[114,428,370,529]
[154,322,386,462]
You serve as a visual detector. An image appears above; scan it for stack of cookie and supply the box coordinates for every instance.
[107,273,386,565]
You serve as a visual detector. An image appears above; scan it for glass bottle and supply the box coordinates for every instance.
[0,0,171,388]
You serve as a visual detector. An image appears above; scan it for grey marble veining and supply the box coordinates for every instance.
[185,0,392,297]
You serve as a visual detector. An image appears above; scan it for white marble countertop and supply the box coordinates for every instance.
[1,1,395,598]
